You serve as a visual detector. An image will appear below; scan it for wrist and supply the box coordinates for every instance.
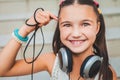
[19,27,28,37]
[19,25,33,37]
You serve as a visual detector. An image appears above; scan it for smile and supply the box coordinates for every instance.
[69,40,86,46]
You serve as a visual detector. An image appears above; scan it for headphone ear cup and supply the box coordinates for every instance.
[80,55,102,78]
[88,59,101,78]
[58,47,73,73]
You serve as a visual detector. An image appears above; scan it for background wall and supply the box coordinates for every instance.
[0,0,120,80]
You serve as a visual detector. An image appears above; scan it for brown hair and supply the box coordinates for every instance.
[52,0,113,80]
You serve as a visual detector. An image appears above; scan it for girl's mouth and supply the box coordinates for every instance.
[69,40,86,46]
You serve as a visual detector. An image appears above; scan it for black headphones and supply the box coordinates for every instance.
[58,47,102,78]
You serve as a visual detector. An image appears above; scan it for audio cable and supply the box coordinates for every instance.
[23,8,45,80]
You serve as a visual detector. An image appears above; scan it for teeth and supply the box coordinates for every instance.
[71,40,83,45]
[73,41,80,44]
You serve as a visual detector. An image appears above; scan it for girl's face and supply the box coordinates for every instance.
[59,4,100,55]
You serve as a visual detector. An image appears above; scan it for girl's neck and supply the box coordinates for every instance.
[71,48,94,78]
[72,48,94,66]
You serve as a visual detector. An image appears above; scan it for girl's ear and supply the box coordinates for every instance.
[96,22,100,35]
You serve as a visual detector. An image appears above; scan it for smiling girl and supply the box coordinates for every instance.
[0,0,117,80]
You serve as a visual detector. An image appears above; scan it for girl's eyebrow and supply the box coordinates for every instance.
[58,17,71,25]
[82,19,94,23]
[60,19,94,25]
[59,17,96,25]
[60,21,71,25]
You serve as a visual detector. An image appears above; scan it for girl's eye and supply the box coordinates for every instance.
[63,24,71,27]
[82,23,90,27]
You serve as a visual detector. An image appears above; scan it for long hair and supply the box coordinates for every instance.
[52,0,113,80]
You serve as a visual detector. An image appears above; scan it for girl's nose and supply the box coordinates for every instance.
[71,27,82,38]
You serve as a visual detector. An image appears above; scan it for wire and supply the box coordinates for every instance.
[23,8,45,80]
[23,26,44,64]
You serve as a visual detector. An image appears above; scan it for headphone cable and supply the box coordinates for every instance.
[23,8,45,80]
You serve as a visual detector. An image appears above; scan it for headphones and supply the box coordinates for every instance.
[58,47,102,78]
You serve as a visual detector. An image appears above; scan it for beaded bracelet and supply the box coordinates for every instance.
[12,29,29,44]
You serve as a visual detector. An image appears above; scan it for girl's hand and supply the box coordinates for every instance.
[19,9,58,37]
[28,9,58,27]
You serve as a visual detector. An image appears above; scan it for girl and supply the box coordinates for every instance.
[0,0,117,80]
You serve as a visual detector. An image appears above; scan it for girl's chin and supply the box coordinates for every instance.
[69,46,90,54]
[69,49,85,54]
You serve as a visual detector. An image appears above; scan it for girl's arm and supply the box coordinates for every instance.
[0,9,57,76]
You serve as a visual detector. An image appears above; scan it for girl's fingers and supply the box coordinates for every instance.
[27,9,58,28]
[36,10,50,26]
[48,11,58,21]
[36,10,58,26]
[22,9,58,35]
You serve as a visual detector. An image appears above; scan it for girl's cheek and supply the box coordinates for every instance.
[83,29,96,38]
[60,29,71,39]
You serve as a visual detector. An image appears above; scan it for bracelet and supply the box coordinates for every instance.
[12,29,29,44]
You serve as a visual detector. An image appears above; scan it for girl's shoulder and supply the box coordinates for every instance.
[109,65,117,80]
